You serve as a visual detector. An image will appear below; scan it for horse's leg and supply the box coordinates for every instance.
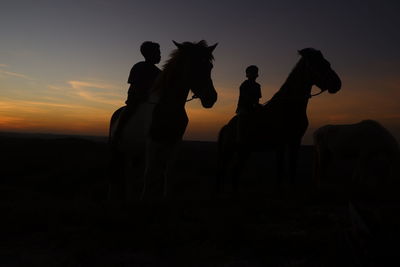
[125,155,146,203]
[108,149,126,202]
[124,156,133,202]
[276,146,285,186]
[162,142,180,198]
[231,149,250,193]
[124,154,146,203]
[288,140,301,185]
[216,147,234,194]
[141,140,172,201]
[216,124,234,194]
[312,145,321,189]
[313,142,332,190]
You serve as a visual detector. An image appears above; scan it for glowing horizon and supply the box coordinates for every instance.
[2,69,400,144]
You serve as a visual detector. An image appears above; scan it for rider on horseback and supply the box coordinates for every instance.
[113,41,162,144]
[236,65,262,114]
[236,65,262,143]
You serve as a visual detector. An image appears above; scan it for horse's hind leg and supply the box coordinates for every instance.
[288,140,301,185]
[231,150,250,193]
[216,150,232,194]
[108,149,126,202]
[142,140,174,201]
[123,157,145,203]
[162,142,181,197]
[276,146,285,186]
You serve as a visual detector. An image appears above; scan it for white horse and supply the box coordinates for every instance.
[108,40,218,202]
[313,120,400,189]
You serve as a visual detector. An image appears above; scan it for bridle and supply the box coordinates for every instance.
[305,57,333,99]
[186,94,198,102]
[309,89,324,98]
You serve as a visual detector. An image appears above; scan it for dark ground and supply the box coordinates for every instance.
[0,132,399,266]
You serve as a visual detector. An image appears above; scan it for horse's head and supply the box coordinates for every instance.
[299,48,342,94]
[173,40,218,108]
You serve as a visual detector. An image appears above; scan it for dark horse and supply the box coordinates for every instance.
[109,41,218,201]
[217,48,342,192]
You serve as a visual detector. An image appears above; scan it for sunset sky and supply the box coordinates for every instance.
[1,0,399,144]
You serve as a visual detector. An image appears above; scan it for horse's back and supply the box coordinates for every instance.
[314,120,400,156]
[218,116,238,150]
[119,102,156,153]
[109,106,126,142]
[109,103,156,154]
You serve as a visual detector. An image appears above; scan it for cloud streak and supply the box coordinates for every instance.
[67,80,123,106]
[68,80,120,91]
[0,69,33,80]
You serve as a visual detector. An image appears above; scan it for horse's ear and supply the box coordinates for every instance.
[208,43,218,53]
[173,40,183,49]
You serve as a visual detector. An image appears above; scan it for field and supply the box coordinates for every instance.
[0,133,399,266]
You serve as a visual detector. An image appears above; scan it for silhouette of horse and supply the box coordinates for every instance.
[109,40,218,201]
[313,120,400,189]
[217,48,341,192]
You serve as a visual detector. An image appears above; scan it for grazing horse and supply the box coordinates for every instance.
[313,122,400,266]
[313,120,400,189]
[217,48,341,192]
[109,40,218,201]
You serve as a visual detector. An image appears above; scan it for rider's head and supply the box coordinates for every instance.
[141,41,161,64]
[246,65,259,80]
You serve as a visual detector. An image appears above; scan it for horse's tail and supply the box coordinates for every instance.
[108,106,126,145]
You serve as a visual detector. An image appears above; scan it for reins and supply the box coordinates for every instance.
[148,94,198,105]
[262,89,325,106]
[186,94,198,102]
[309,89,324,98]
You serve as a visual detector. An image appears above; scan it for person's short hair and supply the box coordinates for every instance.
[140,41,160,58]
[246,65,259,75]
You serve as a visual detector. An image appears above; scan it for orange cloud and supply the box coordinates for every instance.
[0,98,114,136]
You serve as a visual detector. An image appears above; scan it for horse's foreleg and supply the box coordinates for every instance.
[142,140,174,201]
[231,150,249,193]
[162,142,180,197]
[216,157,226,194]
[216,125,232,194]
[216,149,233,194]
[125,156,145,202]
[276,147,285,186]
[108,149,126,202]
[288,141,301,185]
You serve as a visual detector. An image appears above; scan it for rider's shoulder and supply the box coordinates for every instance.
[132,61,147,69]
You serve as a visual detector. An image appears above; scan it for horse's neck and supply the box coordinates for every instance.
[158,75,190,109]
[271,67,312,111]
[148,88,161,103]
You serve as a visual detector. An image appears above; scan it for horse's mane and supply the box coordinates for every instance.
[268,48,321,102]
[152,41,214,94]
[164,40,214,68]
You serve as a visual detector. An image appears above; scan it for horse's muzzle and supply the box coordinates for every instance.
[200,89,217,108]
[327,71,342,94]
